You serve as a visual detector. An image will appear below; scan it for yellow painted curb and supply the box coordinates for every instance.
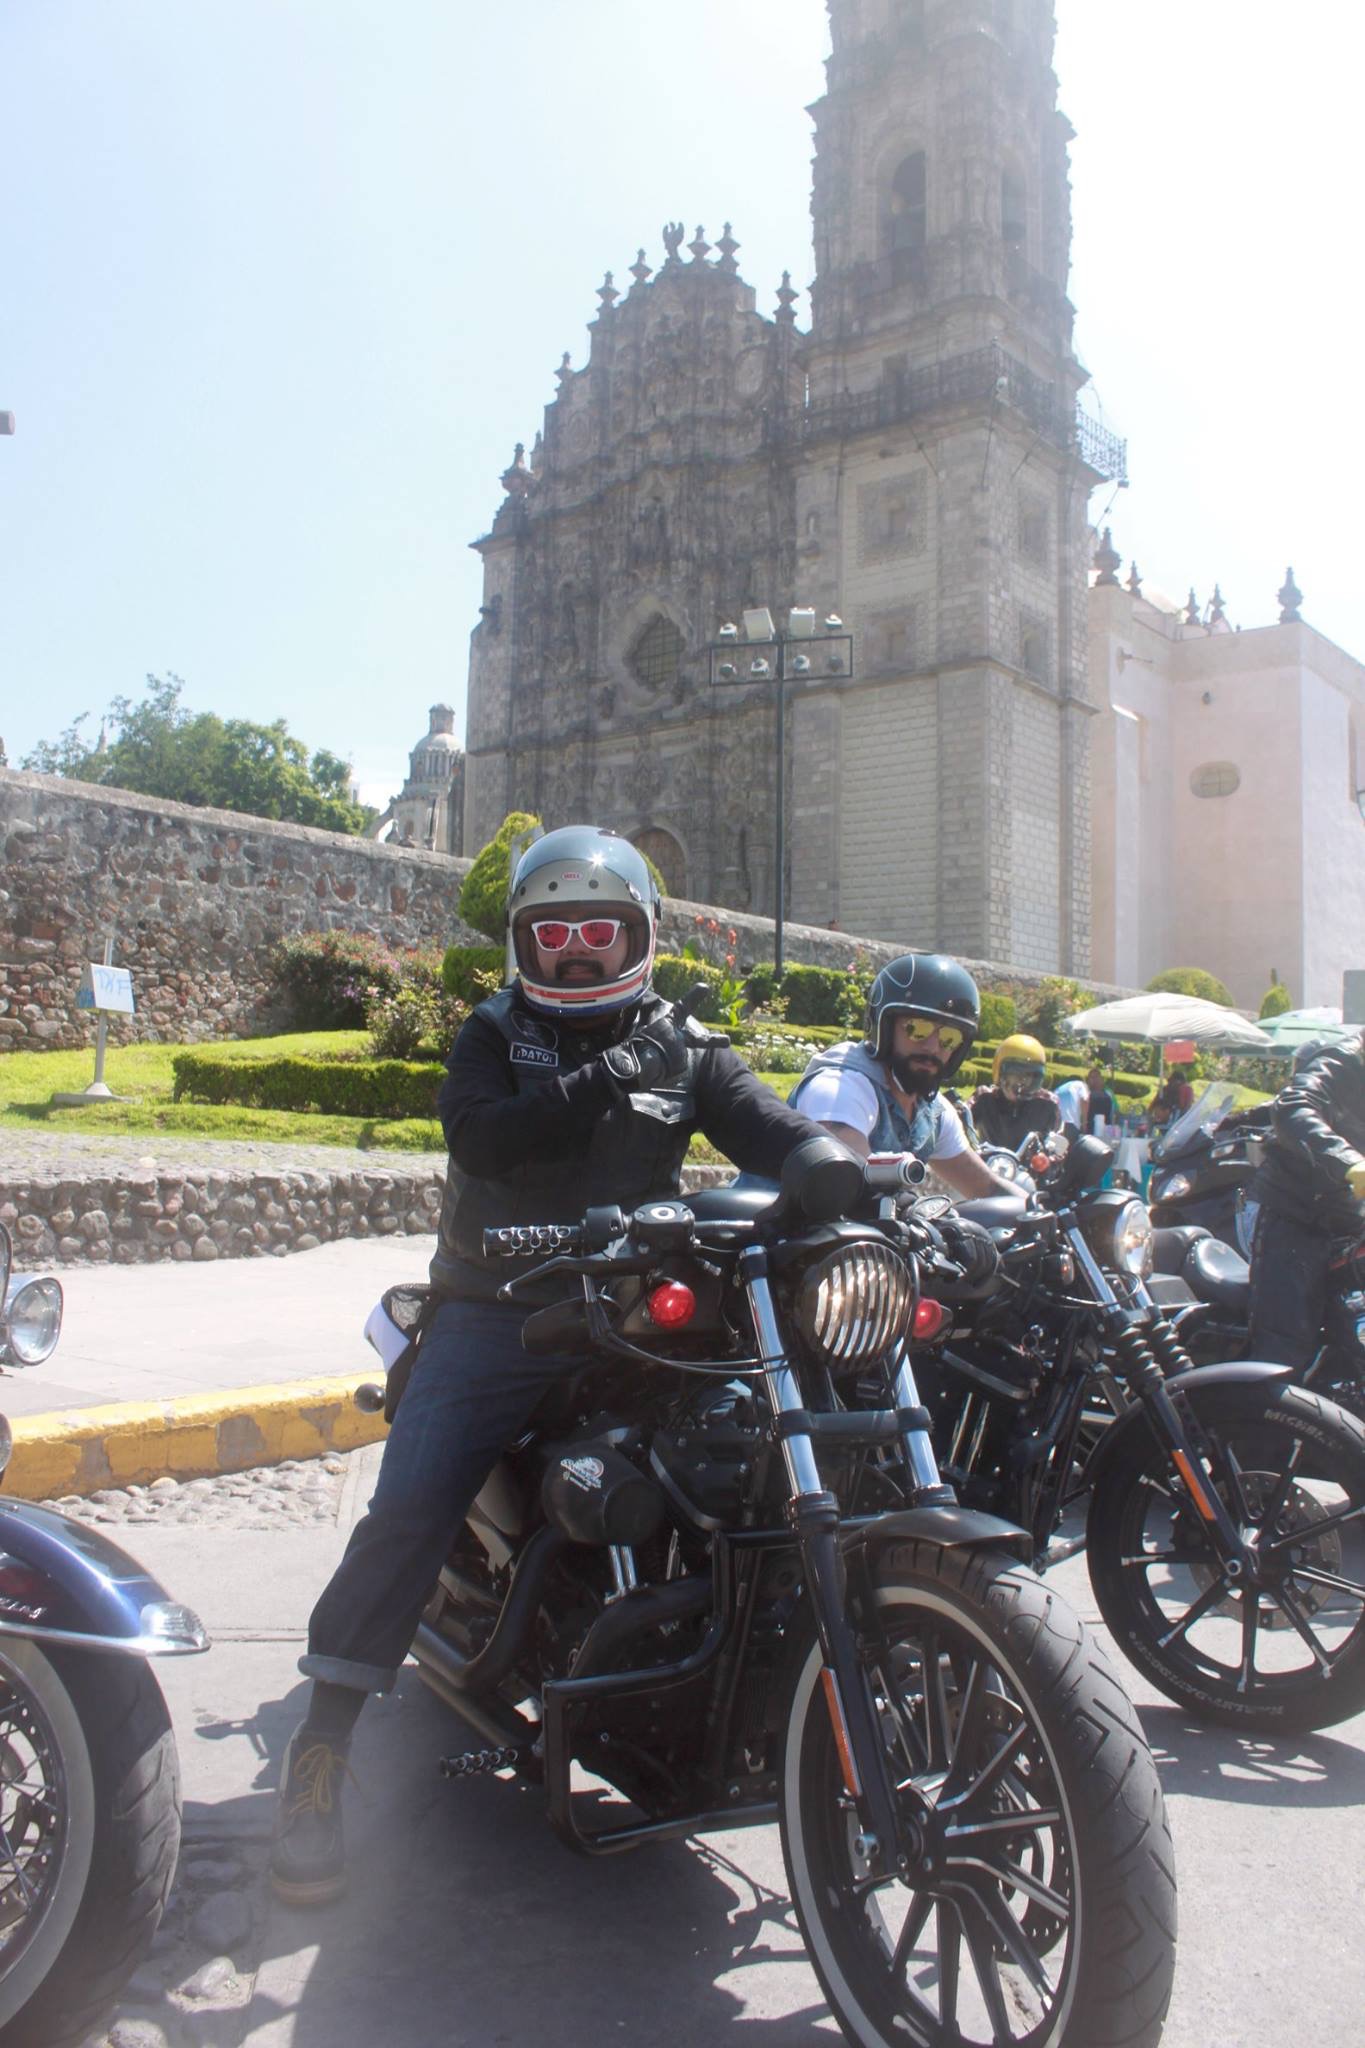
[6,1376,389,1501]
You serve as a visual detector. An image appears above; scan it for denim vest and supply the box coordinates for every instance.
[789,1041,950,1162]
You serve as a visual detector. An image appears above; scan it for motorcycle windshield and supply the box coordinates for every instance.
[1153,1079,1241,1161]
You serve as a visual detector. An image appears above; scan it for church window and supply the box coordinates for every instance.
[859,472,928,564]
[887,153,927,258]
[1018,492,1048,566]
[1002,169,1027,249]
[628,614,685,694]
[1190,761,1241,799]
[1019,614,1050,683]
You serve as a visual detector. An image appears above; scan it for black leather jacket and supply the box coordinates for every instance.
[1253,1035,1365,1236]
[971,1086,1062,1152]
[430,984,821,1300]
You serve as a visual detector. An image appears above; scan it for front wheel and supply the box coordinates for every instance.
[1087,1379,1365,1732]
[0,1641,181,2048]
[781,1541,1176,2048]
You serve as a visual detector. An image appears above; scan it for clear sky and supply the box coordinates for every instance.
[4,0,1361,809]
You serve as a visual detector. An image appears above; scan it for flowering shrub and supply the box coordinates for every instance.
[270,931,408,1030]
[739,1031,824,1076]
[364,983,467,1060]
[683,916,747,1026]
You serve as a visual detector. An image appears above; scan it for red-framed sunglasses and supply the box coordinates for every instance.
[530,918,625,953]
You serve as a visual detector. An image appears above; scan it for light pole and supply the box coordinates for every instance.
[707,605,855,977]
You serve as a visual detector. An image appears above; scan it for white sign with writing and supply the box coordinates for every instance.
[78,963,136,1015]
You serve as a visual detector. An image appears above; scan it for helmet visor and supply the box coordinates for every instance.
[999,1061,1047,1099]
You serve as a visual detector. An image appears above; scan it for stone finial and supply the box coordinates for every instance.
[629,248,652,286]
[555,351,572,389]
[662,221,686,264]
[775,270,800,325]
[716,222,740,274]
[500,442,531,497]
[597,271,619,310]
[1092,527,1122,587]
[1278,566,1303,623]
[1209,583,1228,627]
[1127,561,1143,597]
[1184,588,1201,626]
[688,225,711,263]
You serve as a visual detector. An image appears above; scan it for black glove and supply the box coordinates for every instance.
[601,1014,689,1095]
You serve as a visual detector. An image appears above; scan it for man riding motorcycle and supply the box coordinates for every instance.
[1248,1031,1365,1366]
[788,952,1015,1198]
[272,826,833,1904]
[971,1032,1062,1150]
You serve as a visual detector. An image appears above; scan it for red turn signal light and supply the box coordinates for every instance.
[646,1281,696,1328]
[912,1297,948,1341]
[1030,1152,1051,1176]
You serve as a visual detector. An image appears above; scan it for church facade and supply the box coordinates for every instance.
[464,0,1123,974]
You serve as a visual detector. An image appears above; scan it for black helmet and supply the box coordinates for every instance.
[507,825,660,1020]
[864,953,980,1084]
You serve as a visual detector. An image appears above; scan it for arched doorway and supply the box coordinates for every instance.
[632,827,687,900]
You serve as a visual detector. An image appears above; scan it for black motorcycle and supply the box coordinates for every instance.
[360,1136,1177,2048]
[903,1138,1365,1734]
[1151,1216,1365,1425]
[1146,1081,1267,1255]
[0,1222,209,2048]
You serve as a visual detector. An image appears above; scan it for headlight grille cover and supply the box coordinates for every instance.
[800,1240,916,1370]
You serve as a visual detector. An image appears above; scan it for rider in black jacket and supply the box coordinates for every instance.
[1248,1035,1365,1365]
[270,826,830,1906]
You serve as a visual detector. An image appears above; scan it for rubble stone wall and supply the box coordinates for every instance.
[2,1161,445,1267]
[0,770,477,1051]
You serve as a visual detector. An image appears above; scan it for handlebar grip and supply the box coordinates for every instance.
[482,1224,584,1259]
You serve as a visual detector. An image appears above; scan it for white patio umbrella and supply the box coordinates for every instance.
[1059,992,1273,1052]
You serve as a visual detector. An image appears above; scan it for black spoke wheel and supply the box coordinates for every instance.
[0,1642,180,2048]
[780,1541,1175,2048]
[1087,1379,1365,1733]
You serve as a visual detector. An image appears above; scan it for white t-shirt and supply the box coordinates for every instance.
[1054,1078,1089,1128]
[793,1067,971,1161]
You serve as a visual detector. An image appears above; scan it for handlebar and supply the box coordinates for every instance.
[484,1223,585,1259]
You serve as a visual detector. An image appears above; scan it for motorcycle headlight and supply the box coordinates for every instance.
[1094,1200,1154,1278]
[2,1278,64,1367]
[1153,1172,1193,1203]
[796,1240,915,1372]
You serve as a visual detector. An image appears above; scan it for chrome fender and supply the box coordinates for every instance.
[0,1499,209,1657]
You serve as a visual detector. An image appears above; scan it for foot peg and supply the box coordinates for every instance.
[440,1743,529,1779]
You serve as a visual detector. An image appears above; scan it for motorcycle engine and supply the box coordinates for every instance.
[649,1380,762,1535]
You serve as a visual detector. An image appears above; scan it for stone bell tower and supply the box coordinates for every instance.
[777,0,1123,969]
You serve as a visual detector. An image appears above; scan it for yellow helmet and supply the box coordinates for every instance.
[993,1034,1048,1097]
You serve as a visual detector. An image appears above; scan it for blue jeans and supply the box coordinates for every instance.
[301,1297,586,1693]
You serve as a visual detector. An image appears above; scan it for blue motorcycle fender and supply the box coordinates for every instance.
[842,1504,1034,1566]
[0,1498,209,1657]
[1083,1360,1295,1497]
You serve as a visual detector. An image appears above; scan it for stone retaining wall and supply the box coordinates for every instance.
[2,1163,445,1266]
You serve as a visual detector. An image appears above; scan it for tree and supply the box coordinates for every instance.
[1259,973,1293,1019]
[20,674,375,835]
[1146,967,1234,1008]
[459,812,542,940]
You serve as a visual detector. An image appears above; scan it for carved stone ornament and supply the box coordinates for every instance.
[1278,566,1303,624]
[662,221,686,264]
[1092,526,1121,587]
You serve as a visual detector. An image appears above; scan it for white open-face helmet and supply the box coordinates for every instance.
[507,825,660,1020]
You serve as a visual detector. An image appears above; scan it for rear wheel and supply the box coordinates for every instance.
[780,1541,1176,2048]
[1087,1379,1365,1732]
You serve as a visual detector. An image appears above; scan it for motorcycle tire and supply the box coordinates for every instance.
[0,1640,181,2048]
[1087,1379,1365,1733]
[780,1540,1176,2048]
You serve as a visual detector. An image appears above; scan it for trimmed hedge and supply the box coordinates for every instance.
[442,943,506,1003]
[1146,966,1234,1008]
[652,954,728,1015]
[173,1051,444,1120]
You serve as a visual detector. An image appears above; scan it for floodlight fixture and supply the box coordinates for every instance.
[743,606,777,642]
[787,607,817,638]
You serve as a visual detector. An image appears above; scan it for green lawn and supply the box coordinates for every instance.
[0,1032,443,1152]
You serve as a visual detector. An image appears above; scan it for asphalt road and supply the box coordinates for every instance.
[25,1241,1365,2048]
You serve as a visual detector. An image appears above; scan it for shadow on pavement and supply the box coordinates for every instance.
[1142,1702,1365,1807]
[236,1670,843,2045]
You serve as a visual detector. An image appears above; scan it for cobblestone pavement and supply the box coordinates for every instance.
[0,1129,445,1182]
[53,1455,354,1530]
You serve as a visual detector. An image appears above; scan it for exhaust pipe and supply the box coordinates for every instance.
[410,1625,537,1749]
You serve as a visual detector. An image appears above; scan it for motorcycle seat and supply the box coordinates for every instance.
[954,1194,1032,1233]
[1184,1236,1251,1312]
[1152,1224,1212,1274]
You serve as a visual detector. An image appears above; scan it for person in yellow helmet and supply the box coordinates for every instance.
[972,1033,1062,1150]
